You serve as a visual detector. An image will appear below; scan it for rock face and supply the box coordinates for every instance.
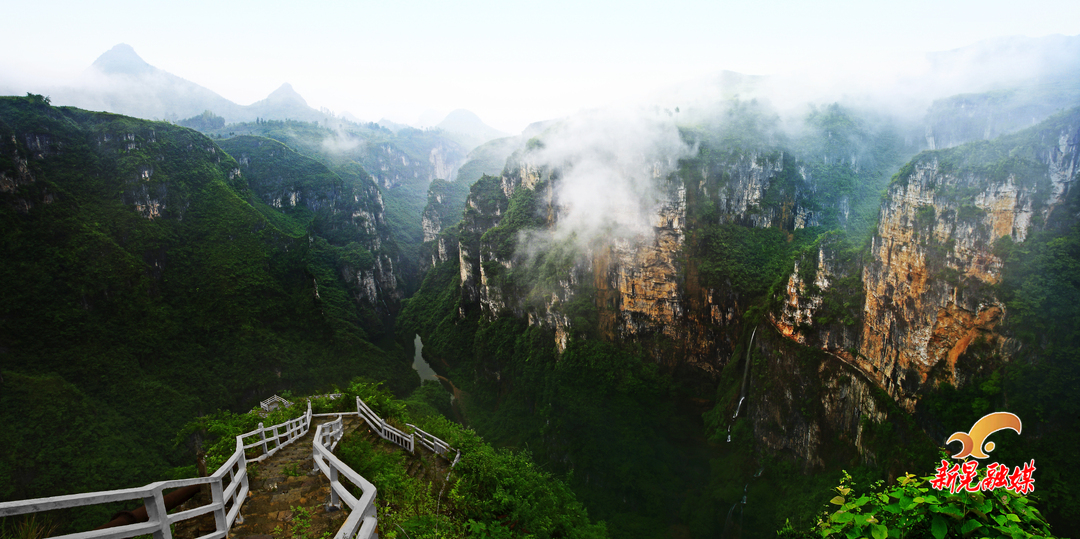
[417,107,1080,469]
[364,140,466,191]
[219,135,403,316]
[746,332,891,471]
[777,109,1080,411]
[446,146,817,369]
[419,178,472,274]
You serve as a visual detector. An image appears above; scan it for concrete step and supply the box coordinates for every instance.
[172,416,360,539]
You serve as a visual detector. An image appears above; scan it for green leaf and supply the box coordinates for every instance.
[1006,513,1021,522]
[871,523,888,539]
[831,511,855,523]
[960,519,983,534]
[831,496,846,505]
[913,496,925,504]
[932,504,964,518]
[931,515,947,539]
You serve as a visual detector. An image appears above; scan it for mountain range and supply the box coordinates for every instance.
[32,44,506,149]
[3,33,1080,539]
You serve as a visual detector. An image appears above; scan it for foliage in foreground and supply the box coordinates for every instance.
[332,380,608,539]
[778,468,1056,539]
[178,379,607,538]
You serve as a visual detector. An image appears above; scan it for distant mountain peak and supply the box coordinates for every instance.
[441,109,483,123]
[91,44,155,76]
[436,109,508,149]
[265,83,308,106]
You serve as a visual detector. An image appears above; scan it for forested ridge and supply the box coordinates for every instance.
[0,96,417,529]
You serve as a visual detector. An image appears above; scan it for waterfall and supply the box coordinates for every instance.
[720,467,765,538]
[732,327,756,421]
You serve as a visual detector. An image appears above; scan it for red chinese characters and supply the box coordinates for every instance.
[929,459,1036,494]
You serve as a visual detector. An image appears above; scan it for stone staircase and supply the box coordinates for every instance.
[172,414,455,539]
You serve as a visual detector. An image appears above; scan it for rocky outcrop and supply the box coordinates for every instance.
[775,109,1080,411]
[364,141,466,191]
[453,146,818,370]
[746,329,891,470]
[220,136,403,315]
[419,179,473,273]
[426,108,1079,474]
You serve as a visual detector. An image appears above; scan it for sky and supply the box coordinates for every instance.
[2,0,1079,133]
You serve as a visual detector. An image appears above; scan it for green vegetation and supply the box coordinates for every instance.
[923,70,1080,150]
[187,380,608,538]
[177,110,225,131]
[283,506,329,539]
[796,104,909,237]
[455,136,520,187]
[0,96,416,531]
[4,89,1079,539]
[695,224,811,300]
[399,99,933,537]
[0,513,58,539]
[906,107,1080,536]
[778,469,1056,538]
[198,117,468,294]
[217,135,396,334]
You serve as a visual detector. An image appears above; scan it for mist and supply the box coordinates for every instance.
[514,107,692,259]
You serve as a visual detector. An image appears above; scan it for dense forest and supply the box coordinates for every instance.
[0,96,418,528]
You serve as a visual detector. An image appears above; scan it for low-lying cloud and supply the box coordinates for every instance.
[525,106,693,251]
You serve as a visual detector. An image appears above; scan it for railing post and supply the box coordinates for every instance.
[144,487,172,539]
[363,489,378,522]
[236,449,247,525]
[258,422,268,455]
[211,475,227,533]
[326,464,340,511]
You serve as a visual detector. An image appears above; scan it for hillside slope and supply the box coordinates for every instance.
[0,96,416,525]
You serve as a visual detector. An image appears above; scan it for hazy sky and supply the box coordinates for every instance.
[2,0,1078,133]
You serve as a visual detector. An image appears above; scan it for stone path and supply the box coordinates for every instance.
[172,416,356,539]
[172,415,455,539]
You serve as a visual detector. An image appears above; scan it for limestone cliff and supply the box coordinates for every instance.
[411,106,1080,475]
[775,109,1080,411]
[451,145,818,370]
[218,135,404,317]
[365,139,465,191]
[419,178,472,274]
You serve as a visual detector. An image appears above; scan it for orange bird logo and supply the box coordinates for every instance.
[946,412,1022,459]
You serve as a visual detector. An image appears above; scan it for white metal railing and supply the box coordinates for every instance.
[313,417,377,539]
[405,423,451,455]
[355,396,414,452]
[241,401,312,462]
[0,400,313,539]
[259,394,293,412]
[406,423,461,480]
[1,394,460,539]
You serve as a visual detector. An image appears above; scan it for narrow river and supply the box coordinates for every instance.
[412,334,439,381]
